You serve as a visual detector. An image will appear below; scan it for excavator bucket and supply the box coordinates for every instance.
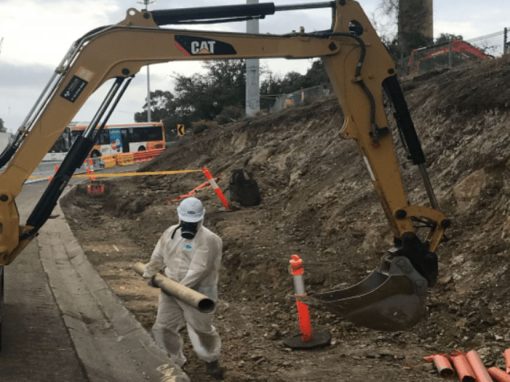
[311,255,428,331]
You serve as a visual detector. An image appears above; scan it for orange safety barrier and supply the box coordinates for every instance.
[424,354,454,377]
[133,148,165,163]
[87,182,105,196]
[85,158,96,181]
[84,158,105,196]
[489,367,510,382]
[466,350,493,382]
[116,152,135,166]
[450,352,476,382]
[505,349,510,374]
[202,167,229,210]
[101,155,117,169]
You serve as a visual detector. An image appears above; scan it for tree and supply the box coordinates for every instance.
[135,60,246,134]
[135,90,176,123]
[435,33,463,45]
[173,60,245,121]
[0,118,6,133]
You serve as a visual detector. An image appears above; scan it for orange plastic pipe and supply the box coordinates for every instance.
[466,350,493,382]
[424,354,454,377]
[450,352,476,382]
[488,367,510,382]
[505,349,510,374]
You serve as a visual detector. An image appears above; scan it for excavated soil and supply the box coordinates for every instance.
[61,56,510,381]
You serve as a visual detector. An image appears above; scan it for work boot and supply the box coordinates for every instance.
[205,360,224,380]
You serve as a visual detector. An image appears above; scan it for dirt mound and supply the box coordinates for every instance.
[62,56,510,381]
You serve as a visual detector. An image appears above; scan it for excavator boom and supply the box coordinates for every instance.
[0,0,448,330]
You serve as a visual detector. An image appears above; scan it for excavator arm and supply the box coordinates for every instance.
[0,0,448,330]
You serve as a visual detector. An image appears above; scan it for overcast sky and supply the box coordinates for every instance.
[0,0,509,132]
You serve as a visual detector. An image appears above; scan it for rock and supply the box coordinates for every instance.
[453,169,487,212]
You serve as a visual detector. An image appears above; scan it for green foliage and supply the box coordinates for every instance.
[135,60,245,137]
[435,33,463,45]
[135,59,329,135]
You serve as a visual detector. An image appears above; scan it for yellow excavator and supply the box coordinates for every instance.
[0,0,449,331]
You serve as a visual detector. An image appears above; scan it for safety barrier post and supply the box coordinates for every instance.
[85,158,96,181]
[85,158,105,196]
[171,179,215,203]
[48,164,60,181]
[283,254,331,349]
[202,167,230,210]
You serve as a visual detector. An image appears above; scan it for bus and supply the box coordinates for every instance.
[44,122,166,161]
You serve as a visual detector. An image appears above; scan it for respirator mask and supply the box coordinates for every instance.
[175,197,205,240]
[180,221,199,240]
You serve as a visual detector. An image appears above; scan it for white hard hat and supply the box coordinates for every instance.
[177,197,205,223]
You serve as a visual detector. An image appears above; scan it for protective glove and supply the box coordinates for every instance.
[147,275,158,288]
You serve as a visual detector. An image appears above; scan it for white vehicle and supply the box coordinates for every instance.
[43,122,166,161]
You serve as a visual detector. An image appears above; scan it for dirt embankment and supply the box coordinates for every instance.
[62,56,510,381]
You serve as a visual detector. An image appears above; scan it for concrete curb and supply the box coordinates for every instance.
[38,202,189,382]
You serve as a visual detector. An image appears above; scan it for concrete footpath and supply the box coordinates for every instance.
[0,183,189,382]
[39,202,189,382]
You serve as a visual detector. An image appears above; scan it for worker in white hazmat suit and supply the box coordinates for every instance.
[143,197,224,379]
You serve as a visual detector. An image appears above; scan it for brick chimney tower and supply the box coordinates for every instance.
[398,0,433,55]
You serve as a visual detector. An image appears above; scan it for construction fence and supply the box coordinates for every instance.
[398,27,510,76]
[93,148,165,168]
[267,27,510,112]
[269,84,331,113]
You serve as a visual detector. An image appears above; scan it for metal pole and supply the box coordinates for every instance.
[245,0,260,117]
[448,38,453,68]
[142,0,153,122]
[504,27,508,55]
[274,2,334,11]
[146,65,152,122]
